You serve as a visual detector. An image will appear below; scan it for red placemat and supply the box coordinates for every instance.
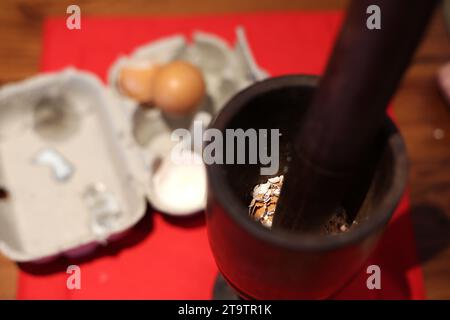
[17,12,425,299]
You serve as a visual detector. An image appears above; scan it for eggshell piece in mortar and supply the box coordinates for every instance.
[118,62,161,103]
[153,61,206,115]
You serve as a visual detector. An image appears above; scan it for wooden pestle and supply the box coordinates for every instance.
[273,0,439,232]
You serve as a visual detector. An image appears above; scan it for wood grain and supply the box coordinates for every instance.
[0,0,449,300]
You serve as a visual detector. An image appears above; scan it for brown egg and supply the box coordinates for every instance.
[118,62,161,104]
[153,61,206,115]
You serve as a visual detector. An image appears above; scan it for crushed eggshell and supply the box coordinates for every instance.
[248,175,283,228]
[248,175,354,232]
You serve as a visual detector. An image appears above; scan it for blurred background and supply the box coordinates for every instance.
[0,0,449,299]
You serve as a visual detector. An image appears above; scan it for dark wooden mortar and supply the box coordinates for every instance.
[205,75,408,299]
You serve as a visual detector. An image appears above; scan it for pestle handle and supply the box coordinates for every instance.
[273,0,439,232]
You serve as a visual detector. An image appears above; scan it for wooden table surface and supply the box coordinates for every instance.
[0,0,449,300]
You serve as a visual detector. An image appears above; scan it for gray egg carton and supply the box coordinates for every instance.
[0,27,267,262]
